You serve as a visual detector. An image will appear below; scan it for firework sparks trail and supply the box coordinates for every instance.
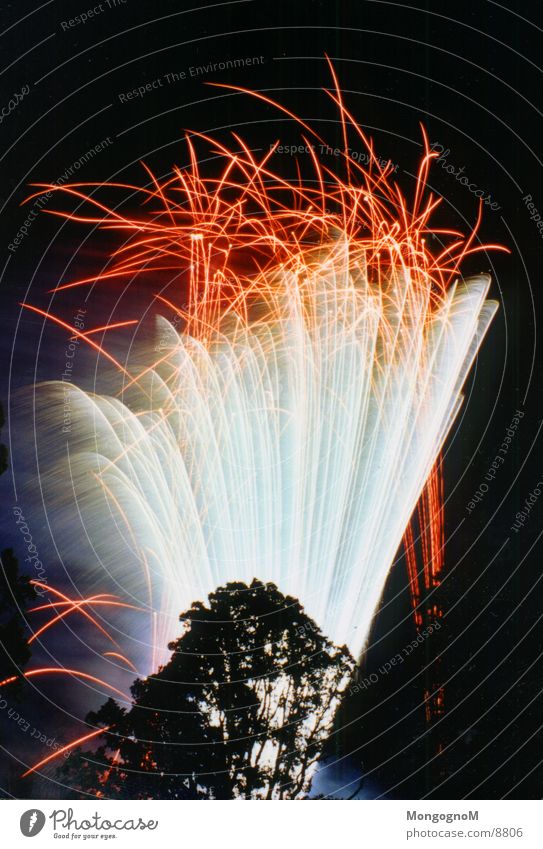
[27,583,142,647]
[403,460,445,630]
[0,579,138,779]
[0,582,138,696]
[0,668,129,701]
[18,74,504,663]
[20,725,111,780]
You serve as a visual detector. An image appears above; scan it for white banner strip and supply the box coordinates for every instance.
[3,799,542,848]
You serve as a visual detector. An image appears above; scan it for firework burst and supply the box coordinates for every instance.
[18,73,504,671]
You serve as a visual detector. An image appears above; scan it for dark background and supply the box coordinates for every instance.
[0,0,541,799]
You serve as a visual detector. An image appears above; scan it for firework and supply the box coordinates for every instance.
[18,77,502,664]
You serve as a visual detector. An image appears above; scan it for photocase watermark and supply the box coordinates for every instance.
[510,478,542,534]
[50,808,158,833]
[521,194,543,240]
[0,697,70,760]
[12,506,47,594]
[0,84,30,125]
[271,142,400,172]
[154,303,191,353]
[466,409,524,515]
[294,619,321,639]
[60,308,87,434]
[118,56,267,103]
[8,138,113,253]
[348,620,441,696]
[20,807,159,838]
[20,809,46,837]
[430,143,501,211]
[60,0,127,31]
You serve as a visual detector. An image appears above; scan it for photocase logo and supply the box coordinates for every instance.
[20,809,46,837]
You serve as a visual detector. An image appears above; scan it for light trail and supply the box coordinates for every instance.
[21,725,111,779]
[27,581,142,648]
[20,73,504,660]
[103,651,138,672]
[0,668,129,701]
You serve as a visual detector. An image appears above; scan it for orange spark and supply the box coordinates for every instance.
[0,668,129,700]
[21,725,111,779]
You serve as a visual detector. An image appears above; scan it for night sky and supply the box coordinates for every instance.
[0,0,542,799]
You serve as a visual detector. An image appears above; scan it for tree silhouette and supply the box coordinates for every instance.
[0,549,36,693]
[0,404,36,695]
[59,580,354,799]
